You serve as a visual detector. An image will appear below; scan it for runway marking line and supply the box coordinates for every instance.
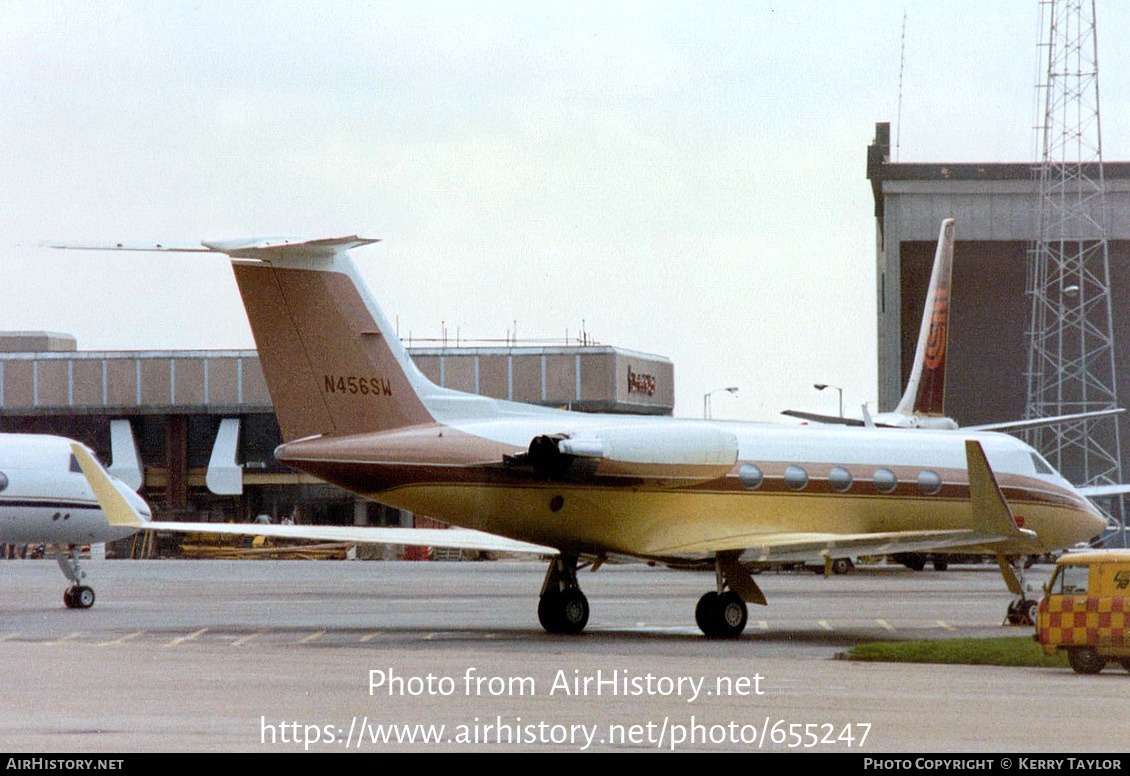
[817,620,834,631]
[298,630,325,644]
[95,631,144,647]
[164,628,208,648]
[876,619,895,631]
[231,629,267,647]
[45,632,82,645]
[359,632,382,642]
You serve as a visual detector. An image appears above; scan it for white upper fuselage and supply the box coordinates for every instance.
[0,433,149,545]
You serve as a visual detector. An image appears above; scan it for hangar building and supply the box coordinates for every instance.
[868,122,1130,467]
[0,332,672,539]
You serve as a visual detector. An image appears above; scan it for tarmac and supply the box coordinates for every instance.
[1,558,1126,752]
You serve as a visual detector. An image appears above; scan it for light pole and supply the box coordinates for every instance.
[814,383,843,418]
[704,386,739,419]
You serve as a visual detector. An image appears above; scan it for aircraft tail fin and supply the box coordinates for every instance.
[894,218,954,418]
[48,235,506,440]
[210,236,444,441]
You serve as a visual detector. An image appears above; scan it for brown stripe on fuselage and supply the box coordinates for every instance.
[232,263,433,441]
[276,429,1098,556]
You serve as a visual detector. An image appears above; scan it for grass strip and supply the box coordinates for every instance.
[839,637,1068,668]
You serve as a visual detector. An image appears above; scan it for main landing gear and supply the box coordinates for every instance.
[535,552,764,639]
[538,555,590,635]
[55,544,96,610]
[695,554,762,639]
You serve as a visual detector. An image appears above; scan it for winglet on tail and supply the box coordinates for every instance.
[70,443,145,528]
[965,440,1036,542]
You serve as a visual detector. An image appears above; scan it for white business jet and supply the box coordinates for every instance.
[0,433,151,608]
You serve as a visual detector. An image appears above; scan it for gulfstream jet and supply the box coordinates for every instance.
[60,236,1108,638]
[0,433,151,607]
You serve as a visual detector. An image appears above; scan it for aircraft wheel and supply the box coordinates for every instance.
[831,558,853,575]
[932,556,949,572]
[697,591,747,639]
[695,592,719,634]
[538,588,589,635]
[75,586,95,609]
[63,587,78,609]
[1067,647,1106,675]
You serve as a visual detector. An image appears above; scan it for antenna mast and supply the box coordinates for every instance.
[1024,0,1124,542]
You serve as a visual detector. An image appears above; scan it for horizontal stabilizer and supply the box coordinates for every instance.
[45,235,379,259]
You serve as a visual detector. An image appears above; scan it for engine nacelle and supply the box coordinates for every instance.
[527,423,739,485]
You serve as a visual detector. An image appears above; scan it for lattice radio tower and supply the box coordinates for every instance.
[1024,0,1124,531]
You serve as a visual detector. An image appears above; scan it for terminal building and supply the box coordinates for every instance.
[0,331,672,540]
[867,122,1130,479]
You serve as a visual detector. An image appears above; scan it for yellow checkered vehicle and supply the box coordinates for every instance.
[1036,550,1130,674]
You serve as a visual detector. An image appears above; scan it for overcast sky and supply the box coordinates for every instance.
[3,1,1129,421]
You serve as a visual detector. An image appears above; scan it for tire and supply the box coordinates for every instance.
[1067,647,1106,675]
[556,589,589,635]
[695,592,720,636]
[75,586,95,609]
[538,589,588,635]
[932,557,949,572]
[714,591,748,638]
[894,553,926,571]
[63,588,77,609]
[831,558,853,575]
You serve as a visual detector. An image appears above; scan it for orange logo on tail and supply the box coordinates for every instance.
[923,289,948,370]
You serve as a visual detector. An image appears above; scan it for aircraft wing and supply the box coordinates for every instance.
[779,410,866,427]
[134,521,555,555]
[1076,483,1130,499]
[70,444,555,556]
[663,529,1011,565]
[964,407,1125,432]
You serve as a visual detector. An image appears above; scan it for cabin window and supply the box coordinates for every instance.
[0,471,7,492]
[738,464,763,490]
[828,467,852,492]
[917,470,942,496]
[69,454,82,474]
[784,465,808,491]
[873,468,898,494]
